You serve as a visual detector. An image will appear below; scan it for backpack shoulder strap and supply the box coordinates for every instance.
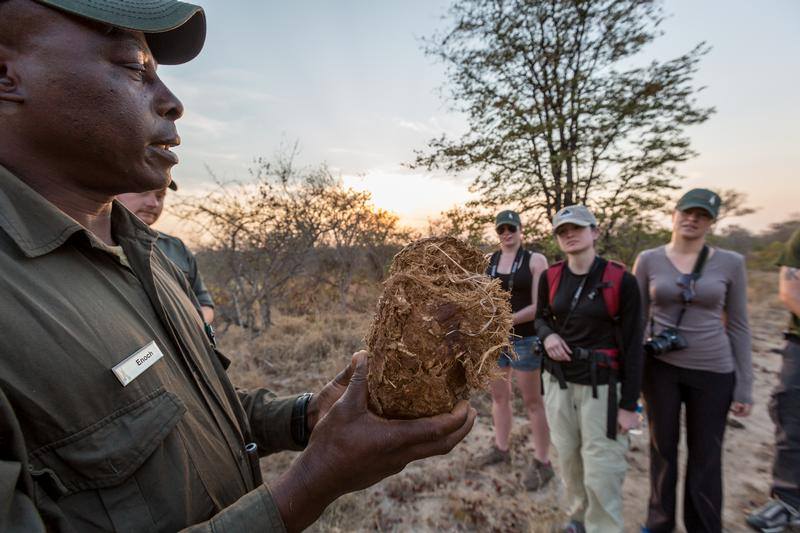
[487,251,501,277]
[546,261,566,307]
[601,260,626,320]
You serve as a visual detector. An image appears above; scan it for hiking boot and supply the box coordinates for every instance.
[747,499,800,532]
[523,458,554,491]
[477,445,510,466]
[563,521,586,533]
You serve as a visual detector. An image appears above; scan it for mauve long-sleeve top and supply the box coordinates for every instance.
[633,246,753,404]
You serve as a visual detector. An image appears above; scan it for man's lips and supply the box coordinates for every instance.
[148,138,180,164]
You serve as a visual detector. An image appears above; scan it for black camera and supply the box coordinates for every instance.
[644,328,688,356]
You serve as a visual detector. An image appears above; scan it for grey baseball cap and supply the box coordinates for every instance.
[35,0,206,65]
[552,205,598,232]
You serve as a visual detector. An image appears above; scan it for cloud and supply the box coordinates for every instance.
[327,147,384,158]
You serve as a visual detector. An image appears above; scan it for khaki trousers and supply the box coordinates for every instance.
[544,375,629,533]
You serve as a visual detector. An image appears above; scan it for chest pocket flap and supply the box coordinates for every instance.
[29,388,186,496]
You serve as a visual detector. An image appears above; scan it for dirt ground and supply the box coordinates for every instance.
[223,270,787,532]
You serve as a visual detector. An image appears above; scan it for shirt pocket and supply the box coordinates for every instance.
[28,388,187,532]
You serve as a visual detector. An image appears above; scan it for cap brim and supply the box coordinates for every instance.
[495,221,520,230]
[553,218,592,232]
[37,0,206,65]
[677,202,716,218]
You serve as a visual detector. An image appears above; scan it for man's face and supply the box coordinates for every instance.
[1,1,183,195]
[117,188,167,225]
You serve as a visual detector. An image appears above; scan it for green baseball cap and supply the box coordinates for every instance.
[552,204,597,232]
[495,210,522,230]
[676,188,721,219]
[35,0,206,65]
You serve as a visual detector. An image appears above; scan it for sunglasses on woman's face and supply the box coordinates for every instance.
[676,273,696,303]
[497,224,518,235]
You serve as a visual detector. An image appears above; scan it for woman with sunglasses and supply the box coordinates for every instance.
[479,210,553,491]
[535,205,644,533]
[634,189,753,533]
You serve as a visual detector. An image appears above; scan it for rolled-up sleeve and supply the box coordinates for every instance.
[182,485,286,532]
[237,390,304,455]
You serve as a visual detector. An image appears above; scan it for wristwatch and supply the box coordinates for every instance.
[290,392,313,448]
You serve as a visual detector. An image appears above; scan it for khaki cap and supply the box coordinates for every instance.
[552,205,597,232]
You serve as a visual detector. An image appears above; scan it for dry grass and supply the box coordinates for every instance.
[220,270,789,532]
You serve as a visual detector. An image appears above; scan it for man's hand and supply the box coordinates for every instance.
[544,333,572,362]
[617,408,640,434]
[272,351,477,532]
[305,357,357,432]
[730,401,752,417]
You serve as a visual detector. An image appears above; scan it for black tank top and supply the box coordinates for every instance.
[488,249,536,337]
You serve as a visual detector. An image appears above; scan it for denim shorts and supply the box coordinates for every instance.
[498,335,543,372]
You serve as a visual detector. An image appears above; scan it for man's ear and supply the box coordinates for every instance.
[0,47,25,105]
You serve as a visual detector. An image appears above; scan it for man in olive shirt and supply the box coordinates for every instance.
[748,228,800,532]
[118,181,215,324]
[0,1,476,531]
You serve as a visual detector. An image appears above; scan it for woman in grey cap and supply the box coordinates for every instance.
[634,189,753,533]
[535,205,644,533]
[479,210,554,491]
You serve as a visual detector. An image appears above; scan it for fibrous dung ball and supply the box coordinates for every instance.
[365,236,513,419]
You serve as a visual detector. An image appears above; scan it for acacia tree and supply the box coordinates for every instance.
[176,147,330,332]
[315,186,404,309]
[413,0,714,239]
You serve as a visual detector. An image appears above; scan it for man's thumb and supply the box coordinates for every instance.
[343,350,369,404]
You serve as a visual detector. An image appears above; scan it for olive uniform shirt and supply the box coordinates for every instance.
[156,232,214,310]
[0,165,301,532]
[778,228,800,337]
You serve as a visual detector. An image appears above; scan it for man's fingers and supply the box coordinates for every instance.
[331,354,359,388]
[401,406,477,461]
[383,400,471,449]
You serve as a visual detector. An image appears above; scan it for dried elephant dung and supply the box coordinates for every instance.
[365,236,513,419]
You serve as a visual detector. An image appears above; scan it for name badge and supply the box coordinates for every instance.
[112,340,164,387]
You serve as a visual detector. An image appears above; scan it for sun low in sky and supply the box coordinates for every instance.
[158,0,799,237]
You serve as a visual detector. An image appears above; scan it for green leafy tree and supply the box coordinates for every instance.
[413,0,714,240]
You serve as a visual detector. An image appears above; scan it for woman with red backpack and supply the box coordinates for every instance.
[535,205,645,533]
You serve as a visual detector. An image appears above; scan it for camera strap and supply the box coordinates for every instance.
[673,244,710,330]
[558,256,600,332]
[490,247,526,294]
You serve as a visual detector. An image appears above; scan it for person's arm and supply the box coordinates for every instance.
[0,387,47,532]
[512,252,548,325]
[618,273,645,411]
[632,251,651,333]
[237,389,305,455]
[182,245,215,324]
[779,267,800,317]
[185,352,475,533]
[533,272,553,339]
[726,253,753,411]
[534,268,571,361]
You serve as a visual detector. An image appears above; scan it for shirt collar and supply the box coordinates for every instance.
[0,164,157,258]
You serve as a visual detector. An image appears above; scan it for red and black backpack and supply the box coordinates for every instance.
[543,259,628,440]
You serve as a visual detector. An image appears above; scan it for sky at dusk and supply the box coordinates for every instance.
[159,0,800,236]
